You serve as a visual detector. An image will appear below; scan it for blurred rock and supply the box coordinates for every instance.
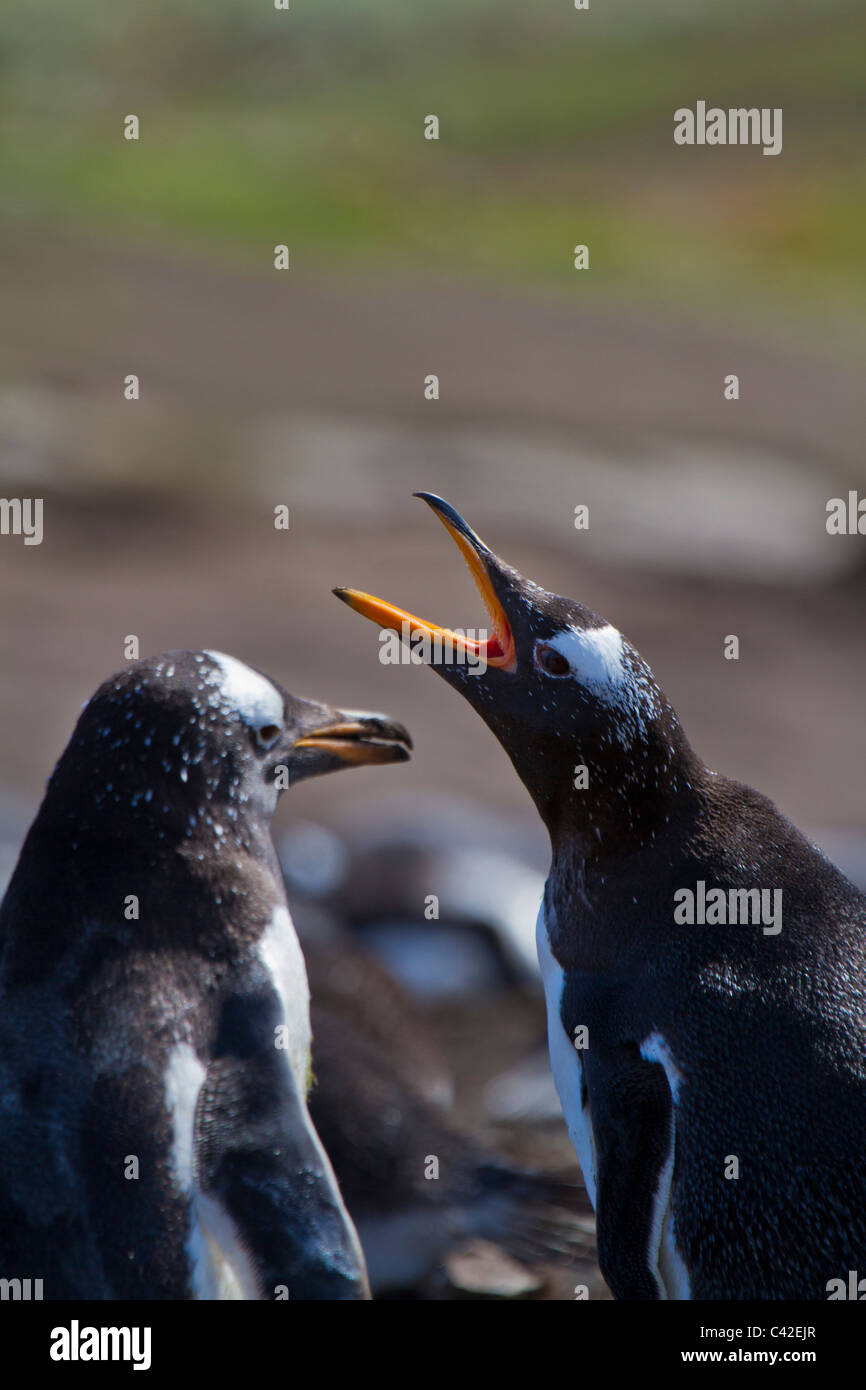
[484,1049,565,1127]
[442,1240,543,1299]
[280,795,546,999]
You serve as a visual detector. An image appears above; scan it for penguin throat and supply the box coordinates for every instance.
[510,714,703,855]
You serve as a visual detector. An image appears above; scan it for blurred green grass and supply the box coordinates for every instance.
[2,1,864,319]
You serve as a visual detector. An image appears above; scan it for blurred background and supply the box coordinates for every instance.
[1,0,865,1298]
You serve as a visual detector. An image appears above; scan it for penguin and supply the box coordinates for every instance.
[334,493,866,1301]
[0,649,411,1299]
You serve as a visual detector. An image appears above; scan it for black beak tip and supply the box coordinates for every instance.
[374,717,413,754]
[413,492,485,549]
[413,490,454,519]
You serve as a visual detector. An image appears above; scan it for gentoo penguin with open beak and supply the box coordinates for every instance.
[334,494,866,1301]
[0,650,411,1299]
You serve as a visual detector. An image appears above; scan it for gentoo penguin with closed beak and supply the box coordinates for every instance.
[334,493,866,1301]
[0,650,411,1299]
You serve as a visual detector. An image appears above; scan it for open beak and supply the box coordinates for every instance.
[333,493,516,672]
[293,712,412,766]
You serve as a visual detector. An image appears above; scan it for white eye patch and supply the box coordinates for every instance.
[204,651,285,730]
[544,624,627,690]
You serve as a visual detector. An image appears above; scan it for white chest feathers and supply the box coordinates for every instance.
[535,904,598,1207]
[164,1040,260,1299]
[535,906,692,1300]
[258,905,313,1096]
[162,905,313,1299]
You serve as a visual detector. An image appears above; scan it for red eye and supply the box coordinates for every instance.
[536,643,571,677]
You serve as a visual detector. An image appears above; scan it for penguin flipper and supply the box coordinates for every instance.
[195,1046,368,1300]
[584,1046,675,1301]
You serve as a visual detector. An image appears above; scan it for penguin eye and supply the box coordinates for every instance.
[255,723,282,751]
[535,643,571,677]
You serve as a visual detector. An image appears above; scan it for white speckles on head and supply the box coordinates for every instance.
[546,624,627,692]
[203,651,284,733]
[164,1042,206,1194]
[542,623,671,756]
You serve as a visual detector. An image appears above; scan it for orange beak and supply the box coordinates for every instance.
[333,494,516,671]
[293,717,411,765]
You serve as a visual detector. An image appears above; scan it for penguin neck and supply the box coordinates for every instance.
[18,777,281,927]
[39,738,279,856]
[1,801,282,984]
[37,793,271,861]
[519,713,706,863]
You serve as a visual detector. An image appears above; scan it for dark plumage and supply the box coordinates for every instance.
[0,650,410,1299]
[335,493,866,1300]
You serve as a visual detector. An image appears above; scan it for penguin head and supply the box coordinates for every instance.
[335,495,695,839]
[46,651,411,840]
